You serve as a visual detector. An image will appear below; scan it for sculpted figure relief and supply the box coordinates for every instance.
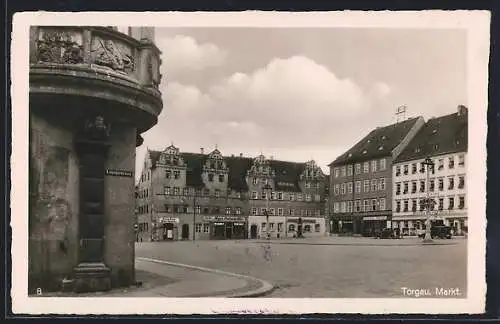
[36,30,83,64]
[93,39,134,73]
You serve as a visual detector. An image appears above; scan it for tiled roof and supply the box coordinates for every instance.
[147,150,309,192]
[394,108,468,163]
[329,117,421,166]
[270,160,305,192]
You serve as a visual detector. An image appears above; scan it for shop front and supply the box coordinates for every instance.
[204,215,247,240]
[362,216,387,237]
[155,216,179,241]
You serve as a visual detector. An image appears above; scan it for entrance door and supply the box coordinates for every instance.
[250,225,258,239]
[164,223,174,240]
[181,224,189,240]
[225,222,233,239]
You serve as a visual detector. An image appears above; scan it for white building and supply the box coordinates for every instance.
[391,105,468,235]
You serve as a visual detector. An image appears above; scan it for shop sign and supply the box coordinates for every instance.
[105,169,133,177]
[214,222,225,226]
[277,181,294,188]
[234,222,245,226]
[363,216,387,221]
[203,215,246,222]
[159,217,179,223]
[287,218,316,224]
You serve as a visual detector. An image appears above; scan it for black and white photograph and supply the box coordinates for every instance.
[11,11,489,314]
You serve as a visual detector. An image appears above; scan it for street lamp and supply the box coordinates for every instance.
[422,157,435,243]
[263,183,272,240]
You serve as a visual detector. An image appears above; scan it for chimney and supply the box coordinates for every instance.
[270,156,274,160]
[239,153,243,158]
[200,148,204,154]
[457,105,468,116]
[231,154,235,157]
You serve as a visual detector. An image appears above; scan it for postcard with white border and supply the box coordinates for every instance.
[11,10,489,315]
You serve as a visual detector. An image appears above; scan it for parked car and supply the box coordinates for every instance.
[375,228,401,239]
[417,225,452,239]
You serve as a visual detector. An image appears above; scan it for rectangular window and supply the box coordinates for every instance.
[411,181,417,194]
[448,197,455,210]
[341,202,346,213]
[371,160,377,172]
[290,209,295,216]
[278,223,283,232]
[396,166,401,176]
[438,178,444,191]
[420,180,425,192]
[379,198,386,211]
[371,199,378,211]
[438,198,444,211]
[458,176,465,189]
[226,207,231,215]
[364,180,370,192]
[215,189,221,197]
[459,196,465,209]
[165,170,171,179]
[252,177,258,185]
[371,179,378,191]
[261,191,267,200]
[419,163,425,173]
[340,183,346,195]
[355,163,361,174]
[278,192,283,200]
[306,194,312,202]
[183,187,189,196]
[271,192,276,200]
[355,181,361,193]
[396,183,401,195]
[235,207,241,215]
[347,182,353,194]
[252,207,257,215]
[164,186,171,195]
[438,159,444,171]
[396,200,401,212]
[208,174,214,182]
[195,206,201,214]
[334,184,340,195]
[334,203,339,213]
[203,223,210,233]
[347,201,353,213]
[403,182,408,194]
[261,223,266,229]
[355,200,361,212]
[380,159,386,170]
[448,156,455,169]
[334,168,340,178]
[278,208,283,216]
[448,177,455,190]
[411,199,417,212]
[289,193,295,201]
[173,187,180,195]
[261,208,267,215]
[219,174,224,182]
[347,165,353,176]
[297,193,303,201]
[251,191,258,199]
[379,178,386,191]
[403,165,409,175]
[430,179,435,192]
[203,188,210,196]
[403,200,409,212]
[458,154,465,166]
[364,162,369,173]
[305,182,311,188]
[174,171,180,179]
[314,194,321,201]
[364,200,370,211]
[411,163,417,174]
[195,223,202,233]
[341,167,347,177]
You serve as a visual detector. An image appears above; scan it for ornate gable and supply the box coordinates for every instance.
[247,154,275,177]
[300,160,325,180]
[203,148,228,172]
[159,144,185,167]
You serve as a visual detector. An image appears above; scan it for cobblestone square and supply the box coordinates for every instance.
[135,237,467,298]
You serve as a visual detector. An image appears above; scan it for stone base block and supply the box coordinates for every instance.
[72,262,112,293]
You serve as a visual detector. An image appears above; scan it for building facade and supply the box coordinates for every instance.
[29,26,163,293]
[328,117,425,236]
[136,147,327,240]
[392,105,468,236]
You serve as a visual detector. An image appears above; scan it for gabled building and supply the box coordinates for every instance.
[392,105,468,235]
[136,146,328,241]
[328,116,425,236]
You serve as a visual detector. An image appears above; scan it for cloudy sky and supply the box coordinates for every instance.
[136,27,467,178]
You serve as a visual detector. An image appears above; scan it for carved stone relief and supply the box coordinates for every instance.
[36,29,84,64]
[146,52,161,87]
[91,36,135,73]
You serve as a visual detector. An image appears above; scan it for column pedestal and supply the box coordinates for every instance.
[73,263,111,293]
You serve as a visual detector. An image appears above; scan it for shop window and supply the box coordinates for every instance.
[304,225,311,232]
[315,224,321,232]
[261,223,266,229]
[195,223,202,233]
[203,223,210,233]
[289,224,295,232]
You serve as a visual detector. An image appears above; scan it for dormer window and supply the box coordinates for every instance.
[434,144,439,150]
[432,129,438,135]
[378,146,383,151]
[381,135,387,140]
[348,153,352,157]
[362,150,367,154]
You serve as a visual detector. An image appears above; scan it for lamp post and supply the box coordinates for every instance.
[263,183,272,240]
[422,157,435,243]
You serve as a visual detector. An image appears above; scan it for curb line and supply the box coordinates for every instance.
[137,257,274,298]
[254,241,458,247]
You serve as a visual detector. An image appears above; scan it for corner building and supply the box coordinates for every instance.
[328,117,425,236]
[136,147,327,240]
[29,26,163,293]
[391,105,468,235]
